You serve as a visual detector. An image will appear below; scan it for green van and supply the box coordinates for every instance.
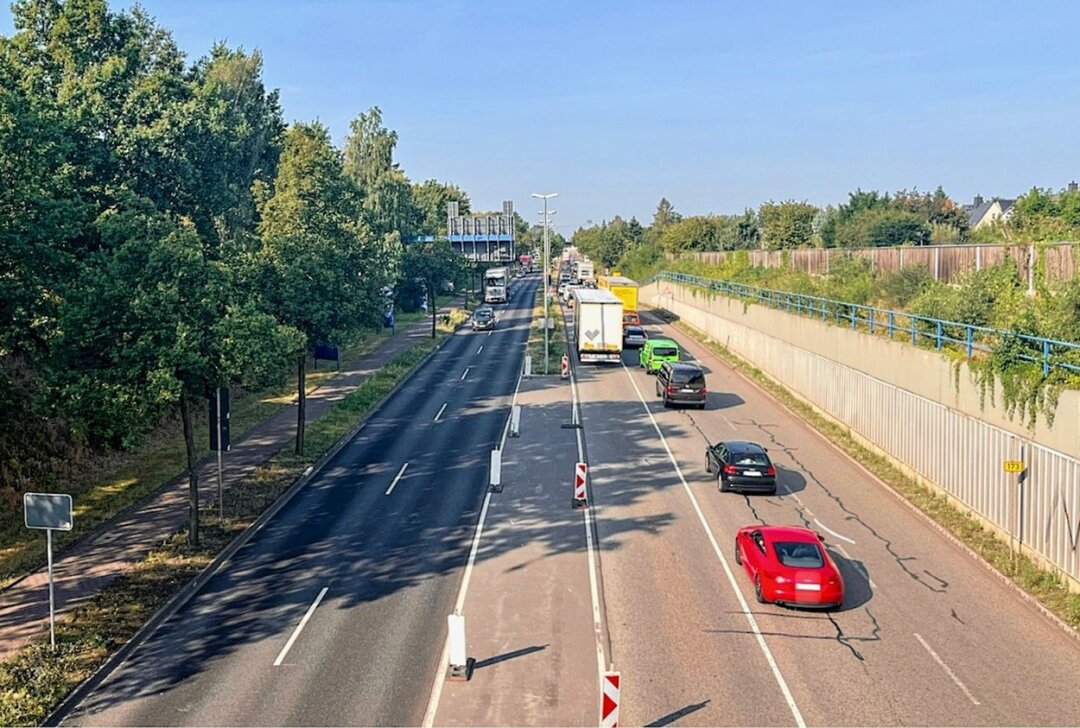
[639,338,680,373]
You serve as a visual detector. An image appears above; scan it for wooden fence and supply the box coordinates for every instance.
[675,243,1078,290]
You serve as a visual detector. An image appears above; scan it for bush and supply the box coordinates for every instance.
[877,265,934,308]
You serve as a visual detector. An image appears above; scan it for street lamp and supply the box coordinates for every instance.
[531,192,557,374]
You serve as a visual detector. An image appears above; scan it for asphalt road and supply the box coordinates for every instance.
[572,306,1080,727]
[62,276,538,727]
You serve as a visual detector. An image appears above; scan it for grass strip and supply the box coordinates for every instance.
[526,288,567,375]
[0,312,464,726]
[0,298,454,588]
[667,315,1080,633]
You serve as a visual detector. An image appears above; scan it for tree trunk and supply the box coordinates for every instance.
[180,394,200,548]
[295,353,306,456]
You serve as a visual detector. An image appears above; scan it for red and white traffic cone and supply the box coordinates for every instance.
[561,354,569,380]
[572,461,588,509]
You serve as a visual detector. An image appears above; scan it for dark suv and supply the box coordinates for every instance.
[705,441,777,494]
[655,362,707,409]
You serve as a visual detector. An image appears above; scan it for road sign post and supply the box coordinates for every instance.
[510,404,521,438]
[210,388,231,520]
[572,462,588,509]
[446,612,473,681]
[602,671,620,728]
[489,449,503,493]
[24,492,73,651]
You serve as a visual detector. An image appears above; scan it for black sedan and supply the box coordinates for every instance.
[705,440,777,494]
[623,325,648,348]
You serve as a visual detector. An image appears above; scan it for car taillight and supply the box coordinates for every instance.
[723,464,738,475]
[666,385,675,394]
[766,465,776,476]
[701,387,707,394]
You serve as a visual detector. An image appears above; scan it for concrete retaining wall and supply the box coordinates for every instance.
[642,280,1080,588]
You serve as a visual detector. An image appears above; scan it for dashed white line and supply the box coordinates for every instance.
[914,633,981,705]
[476,345,484,354]
[460,367,470,381]
[273,586,329,666]
[622,361,806,728]
[434,402,448,422]
[384,462,410,496]
[814,517,856,545]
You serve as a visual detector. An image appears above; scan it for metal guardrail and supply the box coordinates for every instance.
[656,270,1080,377]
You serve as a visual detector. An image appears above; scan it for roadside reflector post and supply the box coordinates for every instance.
[561,354,569,379]
[572,461,588,509]
[601,671,620,728]
[524,355,532,378]
[489,449,503,493]
[446,612,474,681]
[509,405,521,438]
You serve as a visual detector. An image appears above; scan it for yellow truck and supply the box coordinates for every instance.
[597,275,639,315]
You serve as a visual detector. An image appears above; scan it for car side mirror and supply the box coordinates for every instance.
[816,532,825,541]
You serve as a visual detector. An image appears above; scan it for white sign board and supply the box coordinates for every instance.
[24,493,73,531]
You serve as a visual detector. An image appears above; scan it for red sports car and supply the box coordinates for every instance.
[735,525,844,609]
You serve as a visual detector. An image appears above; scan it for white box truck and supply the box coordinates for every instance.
[573,288,623,363]
[575,259,594,284]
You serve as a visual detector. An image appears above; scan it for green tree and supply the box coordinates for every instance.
[258,122,387,455]
[56,199,300,545]
[399,241,467,338]
[652,197,681,231]
[343,106,414,237]
[411,179,470,236]
[758,200,818,249]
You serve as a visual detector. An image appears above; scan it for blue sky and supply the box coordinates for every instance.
[5,1,1080,232]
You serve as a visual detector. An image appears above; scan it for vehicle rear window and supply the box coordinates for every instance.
[653,347,678,357]
[671,370,704,385]
[732,450,769,466]
[625,327,644,335]
[774,541,824,568]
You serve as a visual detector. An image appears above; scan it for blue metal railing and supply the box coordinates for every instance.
[656,271,1080,377]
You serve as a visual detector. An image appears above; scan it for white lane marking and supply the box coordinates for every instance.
[434,402,448,422]
[834,543,878,590]
[914,633,981,705]
[814,517,855,545]
[487,330,493,337]
[460,367,470,381]
[423,364,525,728]
[384,462,410,496]
[476,345,484,355]
[721,413,735,430]
[273,586,329,666]
[567,350,608,679]
[622,362,806,728]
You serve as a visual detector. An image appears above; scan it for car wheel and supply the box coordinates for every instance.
[768,487,778,496]
[698,402,706,410]
[718,474,728,493]
[655,382,661,398]
[734,541,742,565]
[662,395,670,408]
[705,456,711,474]
[755,575,767,604]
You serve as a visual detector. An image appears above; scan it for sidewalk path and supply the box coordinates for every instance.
[0,304,460,659]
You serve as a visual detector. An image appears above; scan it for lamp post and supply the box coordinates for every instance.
[531,193,557,374]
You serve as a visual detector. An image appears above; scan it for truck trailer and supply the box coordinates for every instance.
[573,288,624,363]
[597,275,639,314]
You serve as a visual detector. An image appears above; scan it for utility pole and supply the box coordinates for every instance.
[532,193,557,374]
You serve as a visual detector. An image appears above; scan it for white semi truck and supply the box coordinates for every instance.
[574,259,594,284]
[484,267,509,304]
[573,288,624,363]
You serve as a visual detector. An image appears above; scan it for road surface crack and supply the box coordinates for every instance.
[826,612,865,661]
[740,418,947,594]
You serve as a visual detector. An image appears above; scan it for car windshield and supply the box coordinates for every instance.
[476,310,493,319]
[774,541,824,568]
[732,450,768,466]
[653,347,678,357]
[671,370,703,385]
